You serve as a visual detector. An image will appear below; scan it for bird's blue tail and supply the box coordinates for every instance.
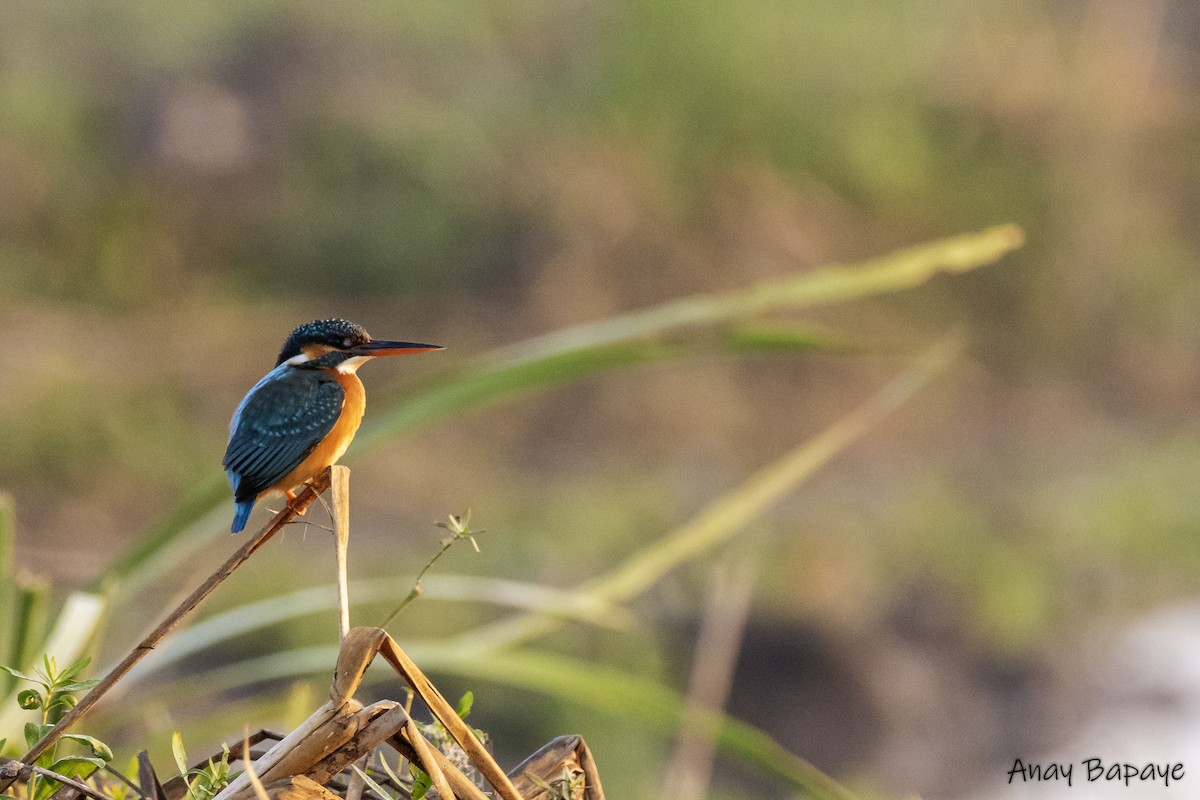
[230,501,254,534]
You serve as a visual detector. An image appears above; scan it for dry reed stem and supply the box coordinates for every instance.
[304,704,410,784]
[403,717,455,800]
[243,731,272,800]
[329,466,352,642]
[219,699,367,797]
[375,631,525,800]
[259,776,341,800]
[658,553,757,800]
[386,732,492,800]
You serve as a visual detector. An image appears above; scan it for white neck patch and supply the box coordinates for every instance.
[336,355,372,374]
[282,352,312,366]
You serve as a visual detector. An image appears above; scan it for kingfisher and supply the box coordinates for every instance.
[223,318,442,533]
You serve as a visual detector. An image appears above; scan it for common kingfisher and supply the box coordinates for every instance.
[223,318,441,533]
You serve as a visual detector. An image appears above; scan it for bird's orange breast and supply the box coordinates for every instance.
[268,369,366,496]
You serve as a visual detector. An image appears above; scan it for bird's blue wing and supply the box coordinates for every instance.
[222,366,345,503]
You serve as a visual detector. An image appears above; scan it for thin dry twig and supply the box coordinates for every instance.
[0,758,114,800]
[32,767,110,800]
[379,512,482,629]
[100,762,149,800]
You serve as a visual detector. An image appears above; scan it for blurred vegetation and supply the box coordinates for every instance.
[4,1,1200,798]
[2,231,1012,799]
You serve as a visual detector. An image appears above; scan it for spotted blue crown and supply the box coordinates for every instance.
[276,318,372,365]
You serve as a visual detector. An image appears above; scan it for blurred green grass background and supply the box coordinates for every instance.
[3,1,1200,797]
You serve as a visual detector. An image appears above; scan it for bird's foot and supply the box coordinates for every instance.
[286,488,308,516]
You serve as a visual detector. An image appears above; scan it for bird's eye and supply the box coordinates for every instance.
[342,338,353,347]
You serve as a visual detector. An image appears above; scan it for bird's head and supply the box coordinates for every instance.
[276,318,442,373]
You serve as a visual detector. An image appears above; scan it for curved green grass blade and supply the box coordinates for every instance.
[462,224,1019,369]
[459,333,964,653]
[114,575,633,692]
[725,323,857,354]
[360,224,1020,446]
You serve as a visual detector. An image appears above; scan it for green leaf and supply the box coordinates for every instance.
[455,691,473,720]
[32,774,62,800]
[350,765,396,800]
[24,721,41,749]
[57,656,92,683]
[32,594,106,684]
[48,694,78,712]
[1,594,106,744]
[409,765,431,800]
[16,688,43,710]
[0,665,35,682]
[48,755,106,775]
[56,680,100,693]
[62,733,113,761]
[374,752,404,788]
[171,730,189,776]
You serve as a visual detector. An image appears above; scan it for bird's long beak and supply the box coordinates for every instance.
[349,340,443,357]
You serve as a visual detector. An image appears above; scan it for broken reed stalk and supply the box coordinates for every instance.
[241,731,271,800]
[329,466,352,642]
[335,465,367,800]
[327,465,357,800]
[137,751,166,800]
[0,471,334,791]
